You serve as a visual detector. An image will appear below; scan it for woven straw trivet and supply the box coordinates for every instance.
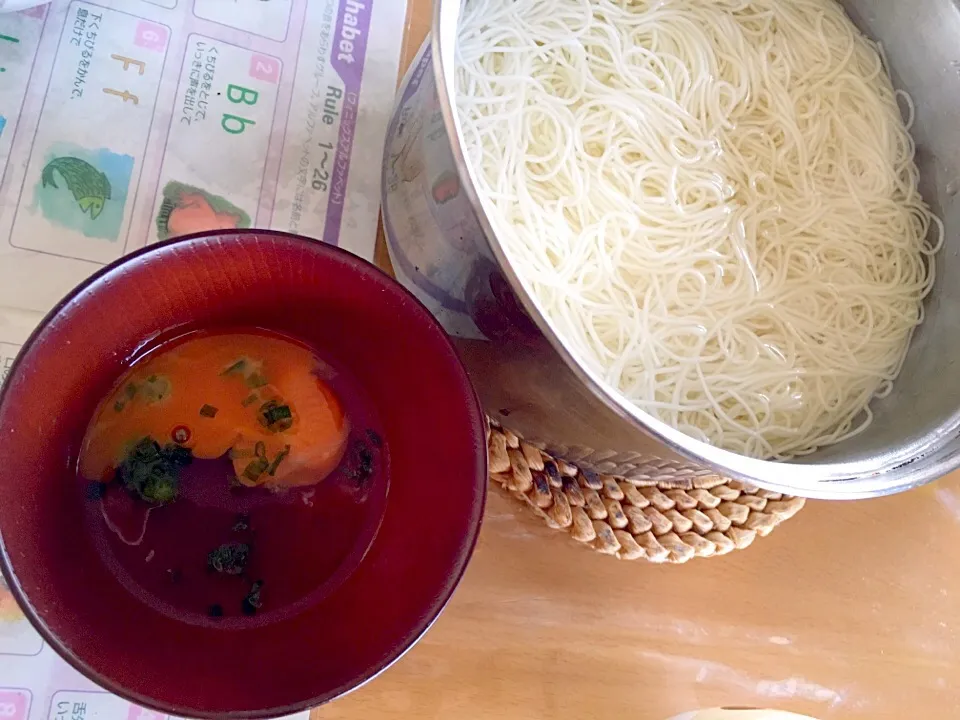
[487,420,805,563]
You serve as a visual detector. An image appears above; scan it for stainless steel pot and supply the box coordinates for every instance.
[382,0,960,499]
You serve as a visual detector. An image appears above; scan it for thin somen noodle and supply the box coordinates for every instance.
[455,0,943,460]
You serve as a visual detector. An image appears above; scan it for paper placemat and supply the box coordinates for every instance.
[0,0,407,715]
[2,577,312,720]
[0,581,311,720]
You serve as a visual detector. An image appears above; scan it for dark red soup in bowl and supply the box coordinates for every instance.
[0,230,487,717]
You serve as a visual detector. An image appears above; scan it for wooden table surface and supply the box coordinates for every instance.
[316,2,960,717]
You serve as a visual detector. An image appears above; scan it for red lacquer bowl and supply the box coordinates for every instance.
[0,230,486,717]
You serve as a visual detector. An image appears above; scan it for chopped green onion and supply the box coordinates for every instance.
[114,383,138,412]
[267,445,292,476]
[142,376,171,404]
[242,457,269,482]
[199,404,219,418]
[221,359,247,375]
[246,372,268,389]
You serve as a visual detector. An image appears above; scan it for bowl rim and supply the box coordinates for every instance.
[0,228,488,719]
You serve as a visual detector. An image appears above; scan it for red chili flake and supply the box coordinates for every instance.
[171,425,192,444]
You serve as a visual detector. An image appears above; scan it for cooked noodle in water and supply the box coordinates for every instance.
[454,0,943,460]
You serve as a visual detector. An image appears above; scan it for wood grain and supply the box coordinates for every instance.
[316,2,960,717]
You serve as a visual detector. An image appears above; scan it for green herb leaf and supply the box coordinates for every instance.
[344,440,375,487]
[143,475,178,503]
[116,436,192,504]
[242,579,264,615]
[207,542,250,575]
[165,444,193,468]
[199,404,219,418]
[258,400,293,432]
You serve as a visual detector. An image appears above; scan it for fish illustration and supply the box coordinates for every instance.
[155,181,250,240]
[41,156,112,220]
